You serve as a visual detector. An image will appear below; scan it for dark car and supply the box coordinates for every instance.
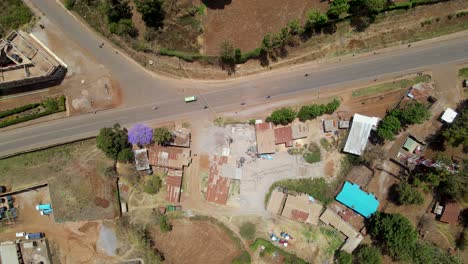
[10,54,22,63]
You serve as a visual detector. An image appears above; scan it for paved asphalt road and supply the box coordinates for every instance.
[1,0,468,157]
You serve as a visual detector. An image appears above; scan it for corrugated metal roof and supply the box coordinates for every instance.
[0,243,20,264]
[343,114,379,156]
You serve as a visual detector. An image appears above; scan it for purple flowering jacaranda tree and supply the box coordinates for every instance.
[128,123,153,146]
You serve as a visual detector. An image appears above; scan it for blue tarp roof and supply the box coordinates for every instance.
[336,181,379,218]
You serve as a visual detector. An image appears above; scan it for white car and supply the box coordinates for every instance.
[15,232,26,238]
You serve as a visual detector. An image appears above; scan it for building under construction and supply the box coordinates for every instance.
[0,30,67,95]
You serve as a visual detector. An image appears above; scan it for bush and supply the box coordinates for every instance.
[153,127,173,145]
[109,19,138,37]
[0,103,40,119]
[355,245,382,264]
[393,182,424,205]
[135,0,165,29]
[143,175,162,194]
[306,9,328,29]
[297,99,340,121]
[336,250,353,264]
[266,107,296,125]
[239,222,256,240]
[64,0,76,10]
[327,0,350,18]
[368,212,418,261]
[159,215,172,232]
[391,102,430,126]
[106,0,133,23]
[117,147,134,162]
[303,143,321,164]
[96,123,131,161]
[0,0,33,33]
[42,98,59,112]
[376,115,401,141]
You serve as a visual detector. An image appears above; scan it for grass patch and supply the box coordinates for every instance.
[0,0,33,37]
[250,238,307,264]
[435,222,456,247]
[320,226,345,258]
[459,67,468,78]
[229,180,240,197]
[213,117,246,127]
[265,178,335,206]
[232,251,251,264]
[320,138,333,152]
[303,142,321,164]
[352,74,431,97]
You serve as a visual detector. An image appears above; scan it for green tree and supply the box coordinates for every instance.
[135,0,165,28]
[266,107,297,125]
[394,182,424,205]
[442,107,467,151]
[438,171,468,200]
[306,9,328,29]
[117,147,134,162]
[106,0,132,23]
[239,222,256,240]
[325,98,341,114]
[377,115,401,140]
[354,245,382,264]
[153,127,173,145]
[219,41,235,65]
[327,0,350,19]
[392,102,431,125]
[287,19,304,35]
[143,175,162,194]
[261,33,273,53]
[351,0,387,15]
[109,19,137,37]
[234,48,242,63]
[96,123,132,161]
[336,250,353,264]
[411,241,461,264]
[368,212,418,261]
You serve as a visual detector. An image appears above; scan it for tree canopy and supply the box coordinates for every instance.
[96,123,133,162]
[351,0,387,15]
[306,9,328,29]
[368,212,418,261]
[392,102,431,125]
[327,0,350,18]
[135,0,165,28]
[376,115,401,141]
[106,0,132,23]
[442,107,468,152]
[153,127,173,145]
[393,182,424,205]
[336,250,353,264]
[297,99,340,121]
[266,107,297,125]
[128,123,153,146]
[239,222,256,240]
[143,175,162,194]
[354,245,382,264]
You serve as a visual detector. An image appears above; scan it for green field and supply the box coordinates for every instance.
[352,74,431,97]
[459,67,468,78]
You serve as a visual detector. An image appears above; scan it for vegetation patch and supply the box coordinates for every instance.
[303,142,322,164]
[459,67,468,78]
[0,96,66,128]
[320,226,344,258]
[0,0,33,37]
[265,177,335,206]
[249,238,307,264]
[352,75,431,97]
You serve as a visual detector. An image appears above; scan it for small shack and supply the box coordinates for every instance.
[439,202,460,224]
[441,108,458,124]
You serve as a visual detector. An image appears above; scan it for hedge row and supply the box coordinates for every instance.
[387,0,449,10]
[0,96,66,128]
[160,47,262,64]
[0,103,41,119]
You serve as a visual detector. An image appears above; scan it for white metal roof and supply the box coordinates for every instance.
[441,108,458,123]
[0,243,20,264]
[343,114,379,156]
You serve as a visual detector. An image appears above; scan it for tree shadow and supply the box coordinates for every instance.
[202,0,232,9]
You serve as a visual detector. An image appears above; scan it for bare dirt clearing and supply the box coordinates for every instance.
[202,0,328,55]
[0,140,120,222]
[151,218,242,264]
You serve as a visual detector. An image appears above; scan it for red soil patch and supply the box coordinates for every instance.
[94,197,110,208]
[325,160,335,177]
[202,0,328,55]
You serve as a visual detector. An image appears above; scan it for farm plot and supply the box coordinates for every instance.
[0,140,120,222]
[150,218,242,264]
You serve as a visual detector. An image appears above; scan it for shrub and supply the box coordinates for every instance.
[135,0,165,29]
[354,245,382,264]
[0,103,40,119]
[377,115,401,141]
[266,178,335,205]
[232,251,251,264]
[266,107,296,125]
[336,250,353,264]
[106,0,133,23]
[297,99,340,121]
[64,0,76,10]
[0,0,33,33]
[306,9,328,29]
[327,0,350,18]
[143,175,162,194]
[153,127,173,145]
[42,98,59,112]
[392,102,431,125]
[239,222,256,240]
[394,182,424,205]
